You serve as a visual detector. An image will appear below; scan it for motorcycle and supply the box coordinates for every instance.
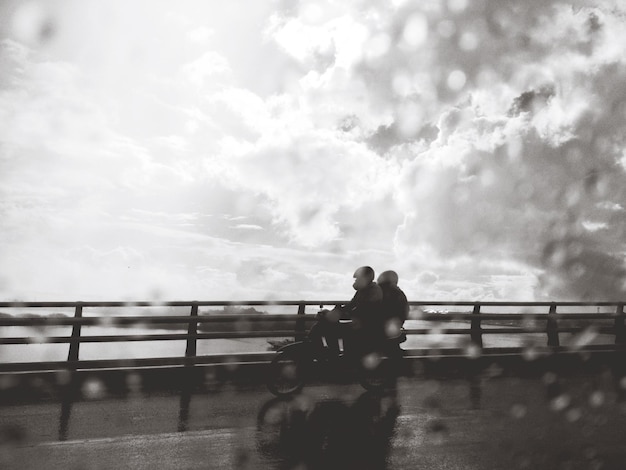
[266,318,406,396]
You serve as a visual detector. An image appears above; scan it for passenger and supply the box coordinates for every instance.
[309,266,383,358]
[377,270,409,342]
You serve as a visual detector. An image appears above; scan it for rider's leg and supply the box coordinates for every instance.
[323,323,341,356]
[308,322,326,351]
[309,321,340,356]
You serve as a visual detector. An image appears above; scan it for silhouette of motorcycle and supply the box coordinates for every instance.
[266,321,406,396]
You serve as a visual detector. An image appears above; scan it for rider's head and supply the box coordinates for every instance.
[352,266,375,290]
[377,270,399,287]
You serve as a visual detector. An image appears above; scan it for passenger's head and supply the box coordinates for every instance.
[352,266,375,290]
[377,270,399,287]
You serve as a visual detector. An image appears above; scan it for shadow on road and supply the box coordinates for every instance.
[256,390,400,470]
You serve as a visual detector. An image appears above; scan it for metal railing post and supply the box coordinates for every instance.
[547,302,560,347]
[67,302,83,363]
[470,303,483,348]
[185,303,198,360]
[295,302,306,342]
[615,303,625,346]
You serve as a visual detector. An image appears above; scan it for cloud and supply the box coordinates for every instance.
[263,0,626,300]
[232,224,264,231]
[186,26,214,45]
[2,1,626,302]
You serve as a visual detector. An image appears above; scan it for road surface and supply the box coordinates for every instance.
[2,371,626,469]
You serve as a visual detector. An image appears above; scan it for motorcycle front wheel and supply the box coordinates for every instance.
[266,350,306,396]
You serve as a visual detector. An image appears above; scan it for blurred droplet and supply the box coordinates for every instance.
[0,375,18,390]
[485,363,503,378]
[447,69,466,91]
[564,187,582,207]
[448,0,468,13]
[293,394,313,413]
[410,307,425,320]
[459,32,478,51]
[568,263,586,279]
[385,319,402,338]
[525,344,545,362]
[264,406,285,425]
[392,73,412,97]
[507,138,523,161]
[589,390,605,408]
[280,363,297,380]
[126,372,142,395]
[301,3,323,24]
[365,33,391,62]
[55,370,72,386]
[133,322,148,339]
[235,318,252,333]
[521,315,537,329]
[27,326,49,345]
[224,357,240,372]
[11,1,53,45]
[619,376,626,390]
[427,326,445,347]
[542,372,557,385]
[568,326,598,351]
[549,394,570,412]
[362,352,382,370]
[464,342,481,359]
[566,407,582,422]
[402,14,429,48]
[97,316,115,328]
[82,377,106,400]
[480,168,495,187]
[437,20,456,38]
[543,242,567,267]
[511,403,527,419]
[397,101,425,137]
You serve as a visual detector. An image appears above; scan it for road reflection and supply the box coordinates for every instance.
[256,391,400,469]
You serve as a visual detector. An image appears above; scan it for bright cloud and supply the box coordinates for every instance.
[1,0,626,302]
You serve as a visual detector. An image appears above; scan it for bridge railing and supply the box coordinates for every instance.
[0,300,624,373]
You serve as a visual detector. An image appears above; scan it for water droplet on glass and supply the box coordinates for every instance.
[55,370,72,386]
[126,372,142,395]
[464,342,482,359]
[448,0,469,13]
[447,69,467,91]
[511,403,527,419]
[589,390,605,408]
[82,377,106,400]
[549,394,571,412]
[566,407,582,422]
[542,372,557,385]
[437,20,456,38]
[362,352,382,370]
[402,14,429,48]
[459,32,478,51]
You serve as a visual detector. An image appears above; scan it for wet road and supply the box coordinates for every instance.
[2,371,626,469]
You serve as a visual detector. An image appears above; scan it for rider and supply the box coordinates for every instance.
[377,270,409,342]
[309,266,383,357]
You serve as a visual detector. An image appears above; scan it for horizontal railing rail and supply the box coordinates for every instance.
[0,300,624,373]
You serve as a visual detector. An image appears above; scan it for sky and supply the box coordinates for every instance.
[0,0,625,302]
